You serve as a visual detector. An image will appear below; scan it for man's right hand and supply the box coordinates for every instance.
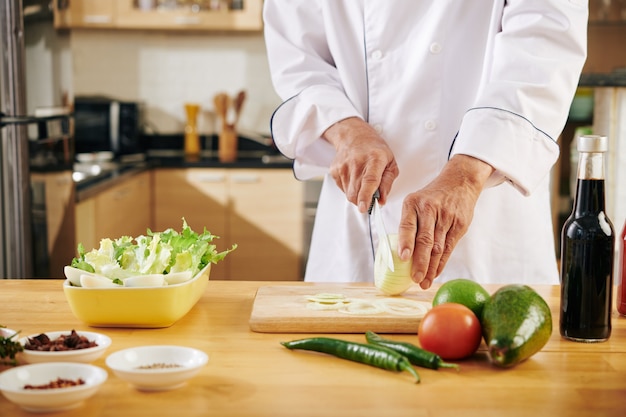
[322,117,399,213]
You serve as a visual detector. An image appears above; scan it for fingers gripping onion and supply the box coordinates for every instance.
[374,234,413,296]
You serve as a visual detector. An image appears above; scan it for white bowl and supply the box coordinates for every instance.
[1,327,18,339]
[105,345,208,391]
[20,330,111,364]
[0,362,107,413]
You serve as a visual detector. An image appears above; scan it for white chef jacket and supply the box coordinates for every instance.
[263,0,588,285]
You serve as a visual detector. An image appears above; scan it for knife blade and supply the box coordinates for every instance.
[370,190,395,272]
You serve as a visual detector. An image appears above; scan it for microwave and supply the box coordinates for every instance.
[73,96,144,157]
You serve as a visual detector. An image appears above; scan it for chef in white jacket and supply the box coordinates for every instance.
[263,1,587,288]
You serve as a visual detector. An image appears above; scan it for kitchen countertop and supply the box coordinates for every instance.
[0,280,624,417]
[74,150,294,202]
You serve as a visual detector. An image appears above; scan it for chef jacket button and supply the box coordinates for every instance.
[373,124,383,134]
[424,120,437,130]
[429,42,442,54]
[371,49,383,60]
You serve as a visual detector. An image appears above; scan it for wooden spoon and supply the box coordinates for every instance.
[213,93,229,128]
[233,90,246,126]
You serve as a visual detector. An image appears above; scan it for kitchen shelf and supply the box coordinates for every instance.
[53,0,263,32]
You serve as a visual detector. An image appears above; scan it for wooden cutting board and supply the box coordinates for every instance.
[249,284,433,334]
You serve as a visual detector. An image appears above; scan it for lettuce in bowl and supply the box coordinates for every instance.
[68,219,236,286]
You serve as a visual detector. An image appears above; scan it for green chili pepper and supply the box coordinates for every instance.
[281,337,420,383]
[365,331,459,371]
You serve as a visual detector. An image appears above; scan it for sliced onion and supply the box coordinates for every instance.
[374,234,413,296]
[304,292,352,310]
[338,300,384,315]
[373,298,430,317]
[302,292,427,317]
[306,302,346,311]
[305,293,349,304]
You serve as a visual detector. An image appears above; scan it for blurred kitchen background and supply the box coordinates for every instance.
[1,0,625,280]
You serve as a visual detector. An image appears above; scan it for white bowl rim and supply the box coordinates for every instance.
[105,345,208,373]
[63,264,210,290]
[0,327,19,338]
[19,330,111,357]
[0,362,108,393]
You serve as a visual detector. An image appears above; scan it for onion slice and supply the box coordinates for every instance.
[306,302,346,311]
[302,292,429,317]
[304,293,352,310]
[338,300,384,315]
[304,293,349,304]
[373,298,430,317]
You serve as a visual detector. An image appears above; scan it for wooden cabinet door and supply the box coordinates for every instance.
[228,169,303,281]
[153,168,229,280]
[95,171,152,243]
[153,168,304,281]
[75,197,97,252]
[54,0,116,28]
[75,171,152,251]
[114,0,263,31]
[31,171,76,277]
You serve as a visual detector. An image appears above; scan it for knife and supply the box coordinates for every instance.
[369,190,395,272]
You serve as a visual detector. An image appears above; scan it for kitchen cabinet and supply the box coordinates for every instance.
[75,171,153,251]
[53,0,116,28]
[54,0,263,32]
[153,168,229,279]
[153,168,304,281]
[30,171,76,278]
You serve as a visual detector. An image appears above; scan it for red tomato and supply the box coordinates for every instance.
[418,303,482,360]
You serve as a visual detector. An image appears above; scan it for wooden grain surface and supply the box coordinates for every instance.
[249,284,432,333]
[0,280,625,417]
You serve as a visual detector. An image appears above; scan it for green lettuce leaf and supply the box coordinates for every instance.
[70,219,236,279]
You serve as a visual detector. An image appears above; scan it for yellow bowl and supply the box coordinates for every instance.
[63,265,210,328]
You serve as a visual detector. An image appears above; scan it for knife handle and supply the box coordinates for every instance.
[368,189,381,215]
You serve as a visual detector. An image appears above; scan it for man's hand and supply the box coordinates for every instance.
[397,155,495,289]
[323,117,399,212]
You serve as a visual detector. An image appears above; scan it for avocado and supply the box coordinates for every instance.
[481,284,552,368]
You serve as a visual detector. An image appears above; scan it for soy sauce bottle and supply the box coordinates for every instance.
[560,135,614,342]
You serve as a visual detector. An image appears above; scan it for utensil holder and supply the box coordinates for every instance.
[219,124,238,163]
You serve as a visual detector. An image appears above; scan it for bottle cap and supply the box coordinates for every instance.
[577,135,608,153]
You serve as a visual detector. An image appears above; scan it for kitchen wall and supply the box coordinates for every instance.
[25,19,626,139]
[24,21,71,113]
[585,24,626,74]
[25,23,281,137]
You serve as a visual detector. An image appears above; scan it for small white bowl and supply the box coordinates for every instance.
[1,327,18,339]
[0,362,107,413]
[20,330,111,364]
[105,345,208,391]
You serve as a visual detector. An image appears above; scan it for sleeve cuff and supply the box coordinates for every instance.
[451,107,560,196]
[270,84,362,180]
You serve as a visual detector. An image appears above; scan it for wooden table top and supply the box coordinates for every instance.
[0,279,624,417]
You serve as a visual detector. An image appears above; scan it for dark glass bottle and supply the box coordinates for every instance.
[560,135,614,342]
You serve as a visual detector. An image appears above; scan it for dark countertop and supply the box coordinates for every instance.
[578,71,626,87]
[147,149,293,169]
[73,150,294,202]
